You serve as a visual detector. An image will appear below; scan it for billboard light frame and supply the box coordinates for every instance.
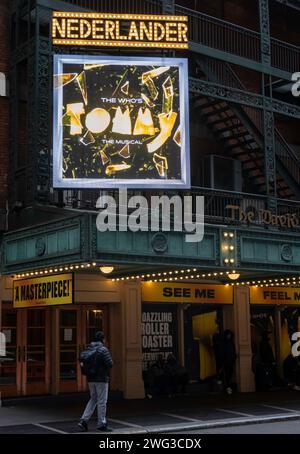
[53,54,190,189]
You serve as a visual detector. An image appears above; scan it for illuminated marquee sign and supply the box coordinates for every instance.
[52,12,188,49]
[250,286,300,305]
[142,282,233,304]
[53,55,190,189]
[13,274,73,308]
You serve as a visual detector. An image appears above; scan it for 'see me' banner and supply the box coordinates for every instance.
[53,55,190,189]
[13,274,73,308]
[142,282,233,304]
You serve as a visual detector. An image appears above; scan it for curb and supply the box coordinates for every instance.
[79,412,300,434]
[145,412,300,433]
[1,412,300,434]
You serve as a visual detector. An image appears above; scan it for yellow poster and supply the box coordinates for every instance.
[13,274,73,308]
[250,287,300,305]
[192,311,218,380]
[142,282,233,304]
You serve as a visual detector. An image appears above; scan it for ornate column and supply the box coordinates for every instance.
[121,281,145,399]
[50,307,60,395]
[259,0,271,66]
[28,5,52,203]
[233,286,255,392]
[263,108,277,206]
[259,0,277,206]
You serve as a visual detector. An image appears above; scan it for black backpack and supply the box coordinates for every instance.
[79,344,100,376]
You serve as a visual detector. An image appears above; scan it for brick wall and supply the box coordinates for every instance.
[0,0,9,215]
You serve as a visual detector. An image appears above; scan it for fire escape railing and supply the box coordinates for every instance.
[58,187,300,231]
[176,5,261,62]
[33,1,300,73]
[196,56,300,188]
[176,5,300,74]
[54,0,162,14]
[271,37,300,73]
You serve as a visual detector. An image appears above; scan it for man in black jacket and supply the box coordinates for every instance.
[78,331,113,432]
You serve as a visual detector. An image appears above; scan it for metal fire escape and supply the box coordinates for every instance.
[8,0,300,216]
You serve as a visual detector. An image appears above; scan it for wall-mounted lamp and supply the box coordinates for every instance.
[100,266,114,274]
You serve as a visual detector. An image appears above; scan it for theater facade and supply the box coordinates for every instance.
[0,0,300,400]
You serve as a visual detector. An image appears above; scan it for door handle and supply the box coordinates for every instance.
[22,346,26,362]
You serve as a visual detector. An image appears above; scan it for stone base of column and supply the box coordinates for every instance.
[234,286,255,393]
[121,281,145,399]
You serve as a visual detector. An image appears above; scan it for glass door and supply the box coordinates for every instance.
[59,307,82,393]
[0,305,18,397]
[0,306,50,397]
[85,309,107,345]
[58,306,108,393]
[22,308,51,395]
[80,307,108,391]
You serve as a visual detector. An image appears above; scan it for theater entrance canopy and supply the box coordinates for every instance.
[2,211,300,285]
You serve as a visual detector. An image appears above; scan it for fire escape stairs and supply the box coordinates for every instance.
[194,58,300,199]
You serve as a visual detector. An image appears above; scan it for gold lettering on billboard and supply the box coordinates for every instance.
[226,204,299,229]
[52,13,188,49]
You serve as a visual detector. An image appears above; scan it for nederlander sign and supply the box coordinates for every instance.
[52,12,188,49]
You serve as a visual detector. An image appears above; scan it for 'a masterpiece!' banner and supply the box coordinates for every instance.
[53,55,190,189]
[13,274,73,308]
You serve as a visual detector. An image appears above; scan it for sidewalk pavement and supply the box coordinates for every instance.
[1,390,300,434]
